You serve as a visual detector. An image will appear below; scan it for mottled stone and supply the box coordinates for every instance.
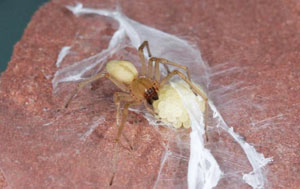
[0,0,300,188]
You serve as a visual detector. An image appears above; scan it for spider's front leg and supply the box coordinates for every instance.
[143,100,157,116]
[160,69,209,141]
[138,41,152,76]
[160,70,207,101]
[149,57,191,82]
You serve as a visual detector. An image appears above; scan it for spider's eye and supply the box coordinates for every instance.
[148,88,152,93]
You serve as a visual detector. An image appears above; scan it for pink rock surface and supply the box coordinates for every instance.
[0,0,300,188]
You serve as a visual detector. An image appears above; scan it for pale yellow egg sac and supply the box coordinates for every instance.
[153,80,205,129]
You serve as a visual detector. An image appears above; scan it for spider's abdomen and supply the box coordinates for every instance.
[131,78,159,104]
[106,60,138,84]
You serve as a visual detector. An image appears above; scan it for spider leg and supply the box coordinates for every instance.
[138,41,152,76]
[116,102,135,142]
[64,71,106,108]
[64,73,129,108]
[160,70,206,99]
[105,73,130,93]
[110,100,140,186]
[149,57,191,82]
[160,70,209,141]
[115,102,136,142]
[143,100,156,115]
[113,92,132,127]
[147,58,154,78]
[114,92,137,152]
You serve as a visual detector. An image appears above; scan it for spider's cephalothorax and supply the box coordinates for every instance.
[64,41,208,186]
[131,78,159,105]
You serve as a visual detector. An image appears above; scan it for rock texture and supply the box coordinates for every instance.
[0,0,300,188]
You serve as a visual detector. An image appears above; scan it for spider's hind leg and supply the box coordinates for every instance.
[64,72,130,109]
[64,71,106,108]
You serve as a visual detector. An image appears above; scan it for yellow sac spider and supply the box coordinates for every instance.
[64,41,208,185]
[65,41,208,141]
